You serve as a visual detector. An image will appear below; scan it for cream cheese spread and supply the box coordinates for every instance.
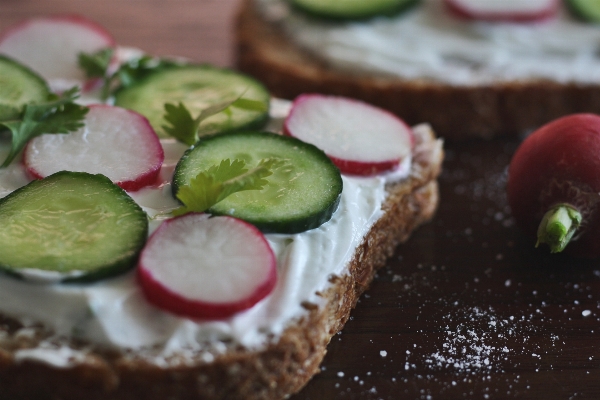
[258,0,600,85]
[0,94,415,366]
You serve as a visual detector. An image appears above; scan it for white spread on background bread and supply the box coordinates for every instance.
[258,0,600,85]
[0,96,418,366]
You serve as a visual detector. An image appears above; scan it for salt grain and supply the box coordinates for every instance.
[582,310,592,317]
[380,350,387,357]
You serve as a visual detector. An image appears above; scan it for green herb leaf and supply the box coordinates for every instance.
[78,48,114,79]
[0,103,21,122]
[116,55,180,88]
[78,48,182,100]
[163,102,197,146]
[194,99,241,138]
[231,97,269,112]
[173,158,285,216]
[162,95,268,145]
[0,87,88,167]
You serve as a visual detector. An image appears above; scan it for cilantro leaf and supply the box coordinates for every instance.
[115,55,180,88]
[162,97,269,145]
[0,103,21,122]
[78,48,114,79]
[78,49,182,100]
[0,87,88,167]
[231,97,270,112]
[162,102,197,146]
[173,158,285,216]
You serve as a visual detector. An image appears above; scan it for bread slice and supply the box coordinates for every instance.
[235,0,600,139]
[0,122,442,400]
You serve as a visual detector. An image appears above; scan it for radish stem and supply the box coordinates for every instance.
[536,203,582,253]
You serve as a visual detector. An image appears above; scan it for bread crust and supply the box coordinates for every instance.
[235,0,600,139]
[0,127,442,400]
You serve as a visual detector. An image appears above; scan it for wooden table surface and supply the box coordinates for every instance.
[2,1,600,399]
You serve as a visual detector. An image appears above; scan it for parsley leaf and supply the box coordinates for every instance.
[173,158,285,216]
[162,97,269,146]
[0,87,88,167]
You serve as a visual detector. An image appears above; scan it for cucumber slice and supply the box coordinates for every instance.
[0,55,50,121]
[566,0,600,22]
[114,65,270,139]
[172,131,343,234]
[0,171,148,282]
[291,0,420,19]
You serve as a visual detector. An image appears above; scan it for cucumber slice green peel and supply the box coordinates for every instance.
[114,65,270,139]
[0,171,148,282]
[566,0,600,22]
[172,131,343,234]
[291,0,421,20]
[0,55,50,121]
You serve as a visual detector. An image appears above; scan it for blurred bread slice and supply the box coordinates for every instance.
[236,0,600,139]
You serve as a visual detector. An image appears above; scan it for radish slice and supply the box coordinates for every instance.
[138,213,277,320]
[0,15,115,91]
[24,105,164,192]
[443,0,559,21]
[284,94,413,176]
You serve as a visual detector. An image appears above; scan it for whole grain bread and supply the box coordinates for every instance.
[235,0,600,139]
[0,124,442,400]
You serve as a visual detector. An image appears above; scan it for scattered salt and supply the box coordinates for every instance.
[380,350,387,357]
[582,310,592,317]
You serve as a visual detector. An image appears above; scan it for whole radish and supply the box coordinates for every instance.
[507,114,600,258]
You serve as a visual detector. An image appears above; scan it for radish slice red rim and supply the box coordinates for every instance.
[24,104,164,192]
[284,94,413,176]
[138,213,277,320]
[0,15,115,91]
[443,0,559,21]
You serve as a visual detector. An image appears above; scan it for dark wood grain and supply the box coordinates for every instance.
[2,1,600,399]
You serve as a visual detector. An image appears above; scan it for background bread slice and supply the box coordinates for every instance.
[0,125,442,400]
[235,0,600,139]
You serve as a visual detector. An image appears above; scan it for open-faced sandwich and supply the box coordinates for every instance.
[0,15,442,399]
[236,0,600,139]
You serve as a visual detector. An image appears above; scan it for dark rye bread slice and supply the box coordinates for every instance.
[235,0,600,140]
[0,126,442,400]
